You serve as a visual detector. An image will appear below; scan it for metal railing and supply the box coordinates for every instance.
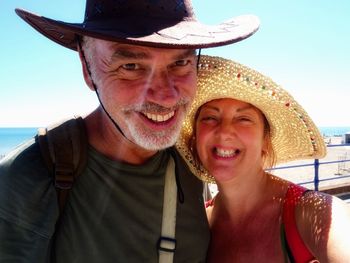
[270,143,350,191]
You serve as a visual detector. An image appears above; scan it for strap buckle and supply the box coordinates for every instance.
[158,236,177,253]
[54,163,75,189]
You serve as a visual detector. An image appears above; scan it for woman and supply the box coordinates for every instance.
[176,56,350,262]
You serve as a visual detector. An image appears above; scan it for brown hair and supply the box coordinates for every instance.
[262,116,276,169]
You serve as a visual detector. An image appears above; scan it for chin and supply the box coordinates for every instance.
[210,168,236,182]
[134,133,178,151]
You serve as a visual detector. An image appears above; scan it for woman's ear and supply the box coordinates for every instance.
[77,45,95,91]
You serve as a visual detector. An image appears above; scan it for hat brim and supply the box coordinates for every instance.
[15,8,260,51]
[176,56,327,183]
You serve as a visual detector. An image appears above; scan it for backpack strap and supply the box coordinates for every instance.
[158,156,177,263]
[282,184,317,263]
[36,116,88,213]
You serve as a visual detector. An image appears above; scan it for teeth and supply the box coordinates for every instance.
[216,148,238,158]
[143,111,175,122]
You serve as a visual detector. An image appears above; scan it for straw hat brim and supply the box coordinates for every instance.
[16,8,260,51]
[176,56,327,183]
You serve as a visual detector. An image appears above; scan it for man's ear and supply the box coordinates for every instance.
[77,45,94,91]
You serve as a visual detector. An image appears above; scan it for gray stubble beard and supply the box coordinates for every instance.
[125,107,187,151]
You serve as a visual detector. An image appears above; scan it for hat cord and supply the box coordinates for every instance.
[77,37,128,140]
[196,49,202,70]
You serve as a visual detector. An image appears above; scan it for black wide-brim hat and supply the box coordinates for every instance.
[15,0,260,51]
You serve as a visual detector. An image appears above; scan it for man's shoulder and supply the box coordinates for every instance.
[0,137,57,238]
[0,136,50,199]
[0,137,42,173]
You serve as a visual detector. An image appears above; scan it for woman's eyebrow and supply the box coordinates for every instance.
[200,105,220,113]
[236,105,254,112]
[201,104,254,113]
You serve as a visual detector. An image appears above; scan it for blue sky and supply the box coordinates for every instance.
[1,0,349,127]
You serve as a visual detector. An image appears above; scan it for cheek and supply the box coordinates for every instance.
[103,78,149,105]
[241,130,266,155]
[175,73,197,98]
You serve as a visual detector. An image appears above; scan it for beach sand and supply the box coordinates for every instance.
[274,136,350,190]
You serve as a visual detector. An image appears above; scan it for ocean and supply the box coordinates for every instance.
[0,126,350,157]
[0,128,37,157]
[318,127,350,137]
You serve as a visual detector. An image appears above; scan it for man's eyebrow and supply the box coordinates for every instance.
[110,48,196,62]
[175,49,197,59]
[111,49,150,61]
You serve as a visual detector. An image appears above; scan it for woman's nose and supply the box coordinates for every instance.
[217,121,236,139]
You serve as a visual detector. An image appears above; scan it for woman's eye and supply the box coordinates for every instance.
[238,116,253,123]
[200,116,218,122]
[121,63,140,70]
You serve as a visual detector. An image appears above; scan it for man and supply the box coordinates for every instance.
[0,0,259,262]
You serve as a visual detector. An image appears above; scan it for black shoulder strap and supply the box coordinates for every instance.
[36,116,88,213]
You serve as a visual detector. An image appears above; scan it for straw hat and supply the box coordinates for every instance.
[15,0,259,51]
[176,55,327,182]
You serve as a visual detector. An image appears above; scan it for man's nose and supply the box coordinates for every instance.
[146,69,179,106]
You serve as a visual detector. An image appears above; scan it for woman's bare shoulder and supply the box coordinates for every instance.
[296,190,350,262]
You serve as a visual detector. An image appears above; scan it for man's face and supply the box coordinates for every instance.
[85,39,197,151]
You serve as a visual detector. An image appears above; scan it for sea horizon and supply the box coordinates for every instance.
[1,126,350,157]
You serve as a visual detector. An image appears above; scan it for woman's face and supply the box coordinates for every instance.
[195,98,267,182]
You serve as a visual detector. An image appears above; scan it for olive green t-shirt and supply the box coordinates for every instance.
[0,139,210,262]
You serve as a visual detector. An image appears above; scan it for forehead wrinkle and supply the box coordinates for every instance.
[110,47,196,63]
[110,49,151,62]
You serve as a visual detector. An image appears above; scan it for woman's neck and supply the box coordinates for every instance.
[214,170,269,221]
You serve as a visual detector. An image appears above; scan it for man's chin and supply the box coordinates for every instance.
[130,128,180,151]
[127,118,183,151]
[134,136,177,151]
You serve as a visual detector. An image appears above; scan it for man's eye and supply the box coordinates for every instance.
[121,63,140,70]
[174,60,189,66]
